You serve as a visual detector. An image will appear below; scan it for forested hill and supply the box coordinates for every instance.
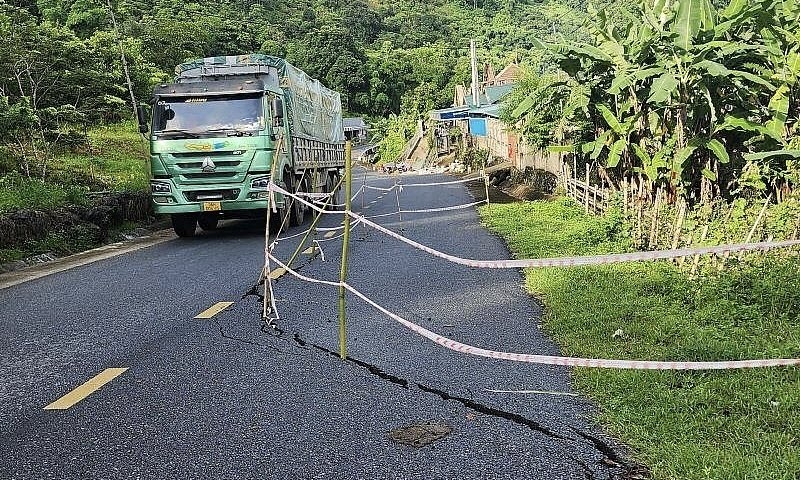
[2,0,601,122]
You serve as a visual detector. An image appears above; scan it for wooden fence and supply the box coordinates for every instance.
[563,163,611,215]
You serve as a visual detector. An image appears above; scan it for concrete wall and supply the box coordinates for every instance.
[474,118,562,176]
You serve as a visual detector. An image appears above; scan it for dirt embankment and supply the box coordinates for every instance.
[0,192,155,270]
[463,163,559,204]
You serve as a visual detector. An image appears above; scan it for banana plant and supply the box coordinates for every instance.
[527,0,791,200]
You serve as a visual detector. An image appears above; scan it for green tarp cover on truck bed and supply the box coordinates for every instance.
[175,54,345,144]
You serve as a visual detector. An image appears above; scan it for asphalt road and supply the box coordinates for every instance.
[0,170,633,479]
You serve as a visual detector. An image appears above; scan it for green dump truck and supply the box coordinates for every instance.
[138,54,345,237]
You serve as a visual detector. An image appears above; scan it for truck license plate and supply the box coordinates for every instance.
[202,201,221,212]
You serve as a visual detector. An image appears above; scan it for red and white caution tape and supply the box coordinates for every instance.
[349,211,800,268]
[266,253,800,370]
[272,182,800,268]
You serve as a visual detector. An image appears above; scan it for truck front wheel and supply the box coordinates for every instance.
[172,213,198,237]
[198,214,219,231]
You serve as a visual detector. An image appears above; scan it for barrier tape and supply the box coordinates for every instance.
[361,200,489,219]
[267,253,800,370]
[297,192,334,199]
[364,185,398,192]
[364,212,400,219]
[328,185,366,209]
[349,211,800,268]
[273,227,315,242]
[272,182,800,268]
[363,175,486,193]
[312,240,326,262]
[270,183,336,216]
[400,199,487,214]
[397,176,488,188]
[315,219,361,243]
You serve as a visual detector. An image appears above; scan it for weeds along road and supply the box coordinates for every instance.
[0,170,632,479]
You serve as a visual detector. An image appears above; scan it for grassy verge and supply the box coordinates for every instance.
[0,122,149,213]
[479,198,800,480]
[0,122,150,264]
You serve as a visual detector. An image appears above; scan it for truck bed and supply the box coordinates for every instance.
[291,135,345,171]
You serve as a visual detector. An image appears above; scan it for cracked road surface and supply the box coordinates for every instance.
[0,171,632,479]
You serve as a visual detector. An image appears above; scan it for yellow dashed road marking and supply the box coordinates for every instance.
[324,231,336,238]
[195,301,234,319]
[44,368,128,410]
[302,246,317,255]
[269,267,286,279]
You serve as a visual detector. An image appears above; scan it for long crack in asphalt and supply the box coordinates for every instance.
[288,331,632,476]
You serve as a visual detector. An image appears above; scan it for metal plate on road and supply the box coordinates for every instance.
[389,422,452,447]
[202,201,221,212]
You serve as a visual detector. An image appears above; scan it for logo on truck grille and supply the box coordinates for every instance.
[185,141,230,151]
[201,157,217,173]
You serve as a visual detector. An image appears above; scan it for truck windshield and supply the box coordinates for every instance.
[153,94,264,136]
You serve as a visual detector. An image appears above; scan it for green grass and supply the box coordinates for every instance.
[0,122,150,263]
[0,226,101,264]
[0,122,149,213]
[0,173,89,212]
[50,122,150,192]
[480,198,800,480]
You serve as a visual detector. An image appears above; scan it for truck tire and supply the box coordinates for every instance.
[289,174,306,226]
[330,172,344,210]
[268,205,289,234]
[172,213,197,237]
[324,172,342,210]
[198,214,219,231]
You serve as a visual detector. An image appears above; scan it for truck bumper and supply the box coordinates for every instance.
[152,198,276,216]
[150,178,285,216]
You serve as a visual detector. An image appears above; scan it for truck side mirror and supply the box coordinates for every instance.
[272,97,284,128]
[136,105,149,133]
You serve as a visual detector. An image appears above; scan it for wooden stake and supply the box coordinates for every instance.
[671,199,687,250]
[623,176,628,215]
[484,168,490,206]
[585,163,590,214]
[737,193,772,261]
[338,141,353,360]
[649,187,662,247]
[691,224,710,276]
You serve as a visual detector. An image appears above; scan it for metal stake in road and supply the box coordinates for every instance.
[483,168,490,206]
[338,141,353,360]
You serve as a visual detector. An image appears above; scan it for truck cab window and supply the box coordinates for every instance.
[153,94,264,135]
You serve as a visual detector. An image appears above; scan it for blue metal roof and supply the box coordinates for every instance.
[469,104,501,118]
[429,106,470,121]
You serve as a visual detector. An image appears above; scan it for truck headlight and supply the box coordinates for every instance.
[150,180,171,194]
[251,176,271,190]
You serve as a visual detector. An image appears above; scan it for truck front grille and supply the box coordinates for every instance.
[184,189,241,201]
[182,172,239,180]
[176,160,242,169]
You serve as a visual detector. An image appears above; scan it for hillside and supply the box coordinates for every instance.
[2,0,597,121]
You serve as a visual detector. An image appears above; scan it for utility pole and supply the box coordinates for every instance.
[470,39,480,108]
